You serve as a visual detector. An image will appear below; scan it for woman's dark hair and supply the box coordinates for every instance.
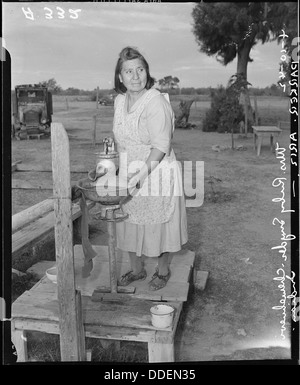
[114,47,155,94]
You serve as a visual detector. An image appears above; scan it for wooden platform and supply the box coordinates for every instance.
[11,246,195,362]
[73,245,195,301]
[12,288,182,362]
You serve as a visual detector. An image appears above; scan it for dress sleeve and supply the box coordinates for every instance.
[114,94,122,111]
[145,94,174,155]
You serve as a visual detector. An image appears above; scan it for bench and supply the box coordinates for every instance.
[252,125,282,156]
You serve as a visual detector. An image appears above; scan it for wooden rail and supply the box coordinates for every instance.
[13,163,89,173]
[12,200,95,257]
[12,199,54,233]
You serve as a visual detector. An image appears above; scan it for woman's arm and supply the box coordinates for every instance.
[128,148,165,191]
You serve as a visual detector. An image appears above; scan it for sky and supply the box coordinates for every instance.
[2,2,291,91]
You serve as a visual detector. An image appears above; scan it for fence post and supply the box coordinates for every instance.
[51,122,85,361]
[254,95,259,125]
[96,86,99,109]
[92,115,97,146]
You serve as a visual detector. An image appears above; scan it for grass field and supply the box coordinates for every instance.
[53,94,290,129]
[11,94,293,362]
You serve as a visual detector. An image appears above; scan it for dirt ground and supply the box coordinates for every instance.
[11,96,294,362]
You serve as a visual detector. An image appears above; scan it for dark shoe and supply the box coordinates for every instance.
[118,269,147,286]
[148,269,171,291]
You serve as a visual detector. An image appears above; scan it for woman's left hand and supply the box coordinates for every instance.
[127,171,146,195]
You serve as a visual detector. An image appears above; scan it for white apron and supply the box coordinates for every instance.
[113,89,183,225]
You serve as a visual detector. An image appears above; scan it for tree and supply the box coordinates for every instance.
[158,75,180,90]
[37,78,62,94]
[65,87,80,95]
[192,2,297,82]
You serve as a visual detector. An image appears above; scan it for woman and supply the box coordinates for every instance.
[113,46,188,291]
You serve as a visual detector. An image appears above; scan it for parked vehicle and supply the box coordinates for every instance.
[98,94,116,106]
[12,84,53,139]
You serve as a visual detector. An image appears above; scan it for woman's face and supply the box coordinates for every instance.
[119,58,147,94]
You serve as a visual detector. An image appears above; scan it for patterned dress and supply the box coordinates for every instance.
[113,88,188,257]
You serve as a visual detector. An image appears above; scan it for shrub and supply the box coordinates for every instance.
[91,92,104,102]
[202,107,221,132]
[203,85,243,133]
[202,75,251,133]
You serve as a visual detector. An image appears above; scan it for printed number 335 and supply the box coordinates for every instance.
[44,7,81,19]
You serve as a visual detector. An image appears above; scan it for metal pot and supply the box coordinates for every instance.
[150,304,175,329]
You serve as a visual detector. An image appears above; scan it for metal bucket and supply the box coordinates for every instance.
[150,304,175,328]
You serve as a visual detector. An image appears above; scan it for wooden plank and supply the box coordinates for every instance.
[168,249,195,267]
[12,179,53,190]
[74,245,195,267]
[132,291,162,301]
[75,290,86,361]
[13,286,181,332]
[148,342,174,363]
[12,302,59,322]
[12,179,90,190]
[12,199,54,233]
[51,122,84,361]
[85,325,156,343]
[13,294,162,331]
[11,328,28,362]
[92,286,135,300]
[252,125,282,132]
[85,299,180,332]
[14,319,60,334]
[12,160,22,172]
[73,257,192,300]
[16,164,89,173]
[12,289,59,321]
[12,202,94,257]
[12,211,56,256]
[72,245,194,301]
[30,277,58,293]
[13,318,155,343]
[160,282,190,302]
[194,270,209,291]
